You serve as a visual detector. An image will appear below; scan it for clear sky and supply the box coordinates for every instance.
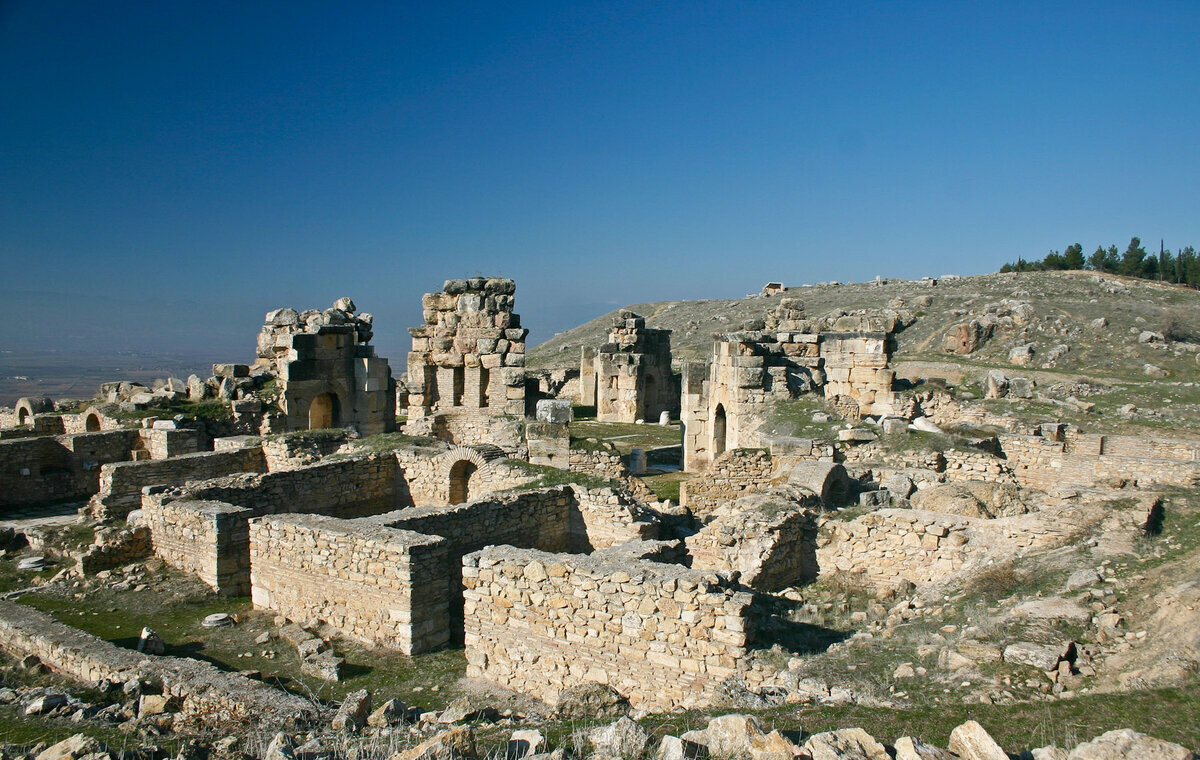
[2,1,1199,363]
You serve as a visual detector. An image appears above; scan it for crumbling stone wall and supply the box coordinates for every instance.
[463,546,753,712]
[404,278,527,446]
[1,430,141,508]
[0,600,315,729]
[255,299,396,436]
[249,515,450,654]
[568,442,628,480]
[816,507,1084,591]
[89,447,268,520]
[76,525,152,575]
[587,311,678,423]
[569,484,661,552]
[686,501,818,590]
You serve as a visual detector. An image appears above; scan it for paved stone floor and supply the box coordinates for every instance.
[1,501,85,530]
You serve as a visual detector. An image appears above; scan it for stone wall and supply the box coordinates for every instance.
[249,515,450,654]
[1,430,140,508]
[169,453,403,517]
[569,485,661,551]
[0,600,316,730]
[463,546,753,711]
[142,453,412,594]
[569,442,628,480]
[816,507,1082,591]
[89,447,268,520]
[1001,433,1200,490]
[76,525,152,575]
[679,448,774,517]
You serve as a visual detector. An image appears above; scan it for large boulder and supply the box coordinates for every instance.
[554,682,629,720]
[947,721,1007,760]
[587,717,651,759]
[1066,729,1195,759]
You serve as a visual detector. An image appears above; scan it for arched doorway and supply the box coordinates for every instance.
[309,393,340,429]
[712,403,727,458]
[448,459,477,504]
[17,408,28,426]
[85,413,101,432]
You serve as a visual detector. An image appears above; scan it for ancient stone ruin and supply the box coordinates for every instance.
[254,297,395,435]
[681,298,899,471]
[579,310,678,423]
[402,278,528,448]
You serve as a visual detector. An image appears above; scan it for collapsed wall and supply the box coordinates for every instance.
[686,497,819,591]
[463,546,753,712]
[0,601,315,730]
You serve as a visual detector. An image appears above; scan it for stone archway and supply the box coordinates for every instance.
[712,403,727,458]
[448,459,477,504]
[17,407,29,426]
[85,412,102,432]
[309,393,340,429]
[439,446,490,505]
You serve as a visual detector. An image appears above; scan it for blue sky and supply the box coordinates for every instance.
[2,1,1199,362]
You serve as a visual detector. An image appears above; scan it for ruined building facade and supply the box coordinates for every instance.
[255,298,396,436]
[403,278,527,448]
[682,298,898,471]
[580,311,679,423]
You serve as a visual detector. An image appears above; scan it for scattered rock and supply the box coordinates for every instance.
[368,698,409,728]
[438,696,497,724]
[507,730,545,760]
[587,716,651,759]
[1013,597,1091,622]
[554,682,629,720]
[331,689,371,731]
[25,693,68,715]
[34,734,105,760]
[389,727,476,760]
[893,737,954,759]
[1064,568,1102,591]
[1003,641,1072,671]
[137,627,165,655]
[803,728,889,760]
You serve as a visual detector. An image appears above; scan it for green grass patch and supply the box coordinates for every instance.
[499,460,620,491]
[569,420,681,454]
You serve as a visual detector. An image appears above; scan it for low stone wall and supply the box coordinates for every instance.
[817,509,973,590]
[261,430,354,470]
[0,600,316,730]
[1,430,140,508]
[172,453,402,517]
[249,515,449,654]
[679,449,774,517]
[942,449,1017,484]
[138,428,201,460]
[570,485,660,552]
[569,444,628,480]
[142,499,254,593]
[143,455,412,595]
[1001,433,1200,490]
[463,546,753,711]
[90,447,267,520]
